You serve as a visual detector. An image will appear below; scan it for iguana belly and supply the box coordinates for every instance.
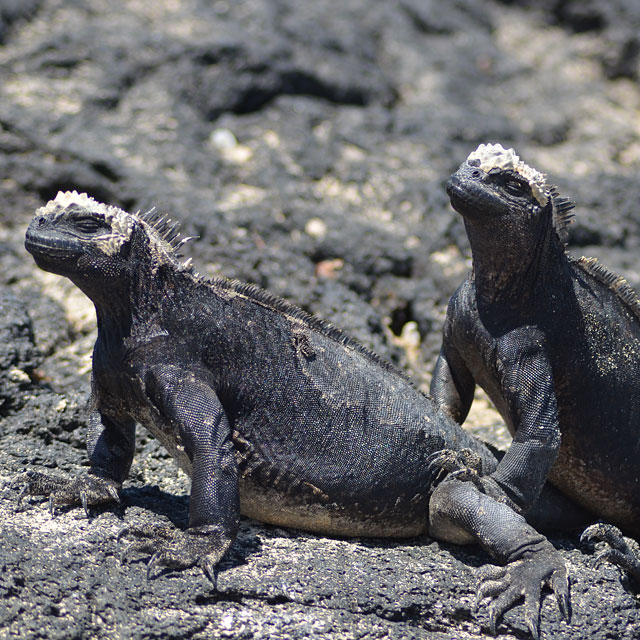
[237,475,430,538]
[550,435,640,536]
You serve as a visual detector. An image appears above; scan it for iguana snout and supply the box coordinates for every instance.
[25,212,87,272]
[445,161,489,219]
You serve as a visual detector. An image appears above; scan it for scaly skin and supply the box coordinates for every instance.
[22,189,578,638]
[431,143,640,627]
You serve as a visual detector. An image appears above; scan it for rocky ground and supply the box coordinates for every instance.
[1,0,640,638]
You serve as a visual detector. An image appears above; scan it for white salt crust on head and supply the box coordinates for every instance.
[38,190,135,237]
[37,191,135,255]
[466,143,549,206]
[36,191,194,265]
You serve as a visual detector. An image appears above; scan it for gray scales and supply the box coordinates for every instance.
[18,154,639,639]
[431,143,640,631]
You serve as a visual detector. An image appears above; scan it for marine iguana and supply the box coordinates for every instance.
[431,142,640,606]
[22,191,574,639]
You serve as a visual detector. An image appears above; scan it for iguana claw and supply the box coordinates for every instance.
[146,552,163,580]
[80,491,89,517]
[200,557,219,588]
[581,523,640,581]
[17,470,121,516]
[476,549,570,640]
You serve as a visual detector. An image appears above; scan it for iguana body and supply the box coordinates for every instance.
[431,143,640,583]
[23,190,573,638]
[24,192,493,537]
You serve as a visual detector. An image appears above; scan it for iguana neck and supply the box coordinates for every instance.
[94,295,133,343]
[92,257,168,344]
[464,217,566,321]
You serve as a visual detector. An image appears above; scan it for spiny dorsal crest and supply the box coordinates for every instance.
[578,256,640,320]
[548,185,575,243]
[467,143,575,242]
[39,191,197,264]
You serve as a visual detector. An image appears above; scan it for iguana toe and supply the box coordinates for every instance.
[200,556,219,587]
[426,448,483,475]
[426,448,485,492]
[581,522,626,550]
[581,523,640,581]
[18,471,121,516]
[476,549,569,639]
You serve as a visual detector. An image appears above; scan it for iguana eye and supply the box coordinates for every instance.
[75,217,104,233]
[504,179,527,197]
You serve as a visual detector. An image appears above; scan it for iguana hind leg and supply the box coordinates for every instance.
[429,477,570,640]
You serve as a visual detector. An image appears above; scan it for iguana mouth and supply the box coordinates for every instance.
[446,174,475,216]
[25,228,83,259]
[446,175,463,199]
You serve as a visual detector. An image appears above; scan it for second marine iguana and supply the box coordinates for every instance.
[431,143,640,600]
[21,191,576,638]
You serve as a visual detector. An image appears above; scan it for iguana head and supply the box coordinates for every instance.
[446,143,574,243]
[25,191,192,301]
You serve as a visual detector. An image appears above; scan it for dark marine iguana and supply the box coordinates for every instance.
[431,142,640,606]
[22,191,577,638]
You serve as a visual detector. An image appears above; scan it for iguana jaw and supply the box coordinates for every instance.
[25,218,85,275]
[24,196,139,316]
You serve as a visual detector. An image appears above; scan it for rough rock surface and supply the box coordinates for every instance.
[1,1,640,638]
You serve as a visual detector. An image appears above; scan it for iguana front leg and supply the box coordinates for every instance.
[432,327,561,515]
[431,342,475,424]
[119,364,240,580]
[18,410,135,514]
[489,328,561,513]
[430,329,566,636]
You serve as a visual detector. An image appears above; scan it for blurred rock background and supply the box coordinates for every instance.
[1,1,640,638]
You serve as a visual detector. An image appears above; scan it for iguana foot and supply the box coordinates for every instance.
[426,448,484,489]
[17,470,120,516]
[581,523,640,581]
[476,548,570,640]
[118,523,233,583]
[427,449,525,514]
